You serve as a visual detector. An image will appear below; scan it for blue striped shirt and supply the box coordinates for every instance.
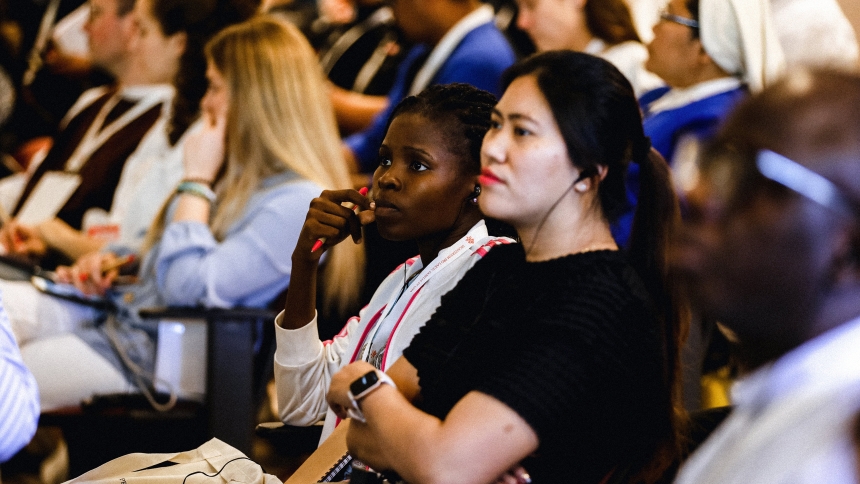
[0,290,39,462]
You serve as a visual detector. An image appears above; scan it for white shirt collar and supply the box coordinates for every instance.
[731,315,860,413]
[119,84,175,103]
[408,4,495,96]
[402,219,490,277]
[436,219,488,259]
[647,77,742,114]
[584,38,606,55]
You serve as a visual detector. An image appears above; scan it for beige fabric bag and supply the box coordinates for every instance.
[63,438,281,484]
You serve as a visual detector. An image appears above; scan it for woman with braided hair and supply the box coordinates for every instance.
[327,51,686,483]
[274,82,514,444]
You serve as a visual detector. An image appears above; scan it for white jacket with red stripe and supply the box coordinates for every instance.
[273,220,513,443]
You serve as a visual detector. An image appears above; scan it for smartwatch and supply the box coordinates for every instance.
[346,370,396,422]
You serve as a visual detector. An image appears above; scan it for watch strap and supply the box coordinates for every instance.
[347,370,396,422]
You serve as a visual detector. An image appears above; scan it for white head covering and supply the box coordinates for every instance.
[699,0,786,92]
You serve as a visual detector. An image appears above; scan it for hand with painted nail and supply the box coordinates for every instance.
[55,251,128,296]
[295,187,373,261]
[310,187,371,253]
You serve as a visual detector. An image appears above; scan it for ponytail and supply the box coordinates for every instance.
[502,52,689,480]
[627,143,690,481]
[628,140,673,315]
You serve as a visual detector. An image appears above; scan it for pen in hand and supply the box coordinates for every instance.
[79,254,136,282]
[311,187,368,253]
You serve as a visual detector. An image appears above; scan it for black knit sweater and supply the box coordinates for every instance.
[402,244,671,483]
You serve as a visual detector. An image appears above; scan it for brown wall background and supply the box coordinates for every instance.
[838,0,860,42]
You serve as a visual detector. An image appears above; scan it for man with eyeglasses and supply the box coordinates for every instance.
[671,69,860,484]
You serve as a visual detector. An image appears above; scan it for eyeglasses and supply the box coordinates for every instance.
[755,149,855,216]
[686,147,857,221]
[659,9,700,29]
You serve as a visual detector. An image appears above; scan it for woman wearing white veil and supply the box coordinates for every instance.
[641,0,785,191]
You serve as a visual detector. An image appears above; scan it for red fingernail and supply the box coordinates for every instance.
[310,239,324,253]
[359,187,368,196]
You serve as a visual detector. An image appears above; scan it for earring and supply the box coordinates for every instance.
[575,182,588,193]
[470,185,481,203]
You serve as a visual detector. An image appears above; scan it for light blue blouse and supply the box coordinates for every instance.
[78,170,322,380]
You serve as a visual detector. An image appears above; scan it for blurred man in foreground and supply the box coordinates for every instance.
[672,69,860,483]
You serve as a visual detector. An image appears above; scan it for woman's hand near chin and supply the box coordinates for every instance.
[172,110,226,224]
[292,188,374,262]
[182,110,227,183]
[280,187,373,330]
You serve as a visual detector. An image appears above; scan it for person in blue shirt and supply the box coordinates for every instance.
[13,16,361,411]
[0,293,39,463]
[595,0,784,248]
[344,0,516,174]
[642,0,783,171]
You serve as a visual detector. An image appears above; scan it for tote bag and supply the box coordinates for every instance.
[63,438,281,484]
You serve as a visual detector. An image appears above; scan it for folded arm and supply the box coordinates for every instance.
[328,359,538,484]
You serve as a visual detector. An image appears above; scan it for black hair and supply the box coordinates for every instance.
[116,0,136,16]
[385,83,497,175]
[501,50,684,481]
[502,51,651,224]
[686,0,700,38]
[150,0,259,145]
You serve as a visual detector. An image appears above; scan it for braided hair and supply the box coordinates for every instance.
[385,83,497,175]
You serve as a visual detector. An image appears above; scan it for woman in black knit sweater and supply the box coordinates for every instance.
[326,51,686,484]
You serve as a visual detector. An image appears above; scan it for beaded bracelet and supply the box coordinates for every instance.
[176,180,216,203]
[182,177,214,186]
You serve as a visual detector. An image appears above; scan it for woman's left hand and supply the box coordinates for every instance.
[55,251,120,296]
[182,110,227,183]
[327,360,377,420]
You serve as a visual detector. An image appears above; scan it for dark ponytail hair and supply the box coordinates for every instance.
[149,0,259,145]
[502,50,685,481]
[385,83,497,175]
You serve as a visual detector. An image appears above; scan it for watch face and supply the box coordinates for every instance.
[350,370,380,396]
